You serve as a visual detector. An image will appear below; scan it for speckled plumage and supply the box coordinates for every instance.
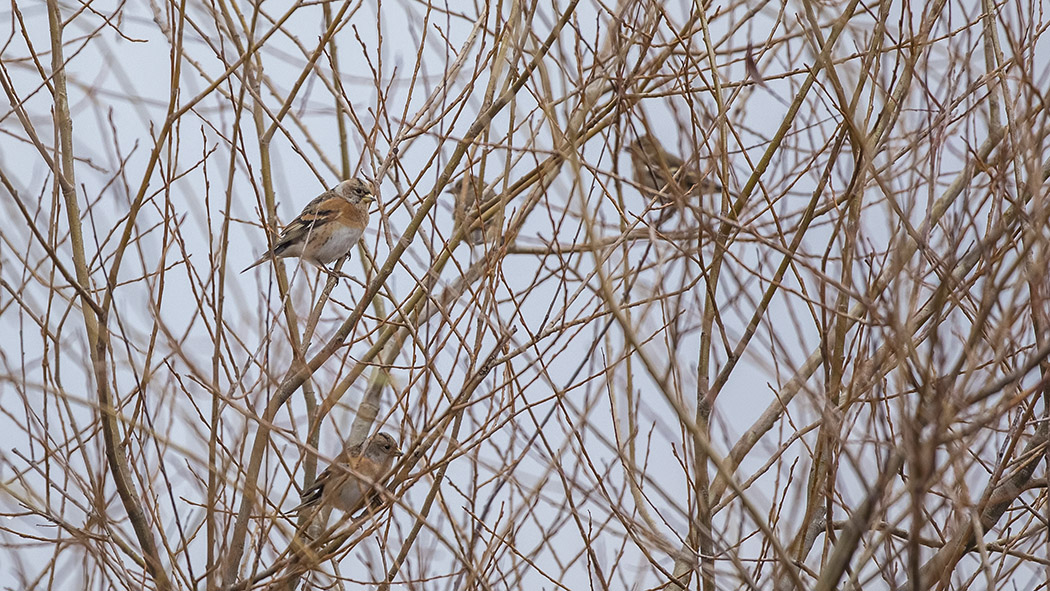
[627,135,726,222]
[447,175,502,247]
[243,178,376,273]
[296,432,403,515]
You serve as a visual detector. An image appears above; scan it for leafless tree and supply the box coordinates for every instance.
[1,1,1048,590]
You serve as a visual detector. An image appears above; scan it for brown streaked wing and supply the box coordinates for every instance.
[272,191,339,254]
[295,439,366,510]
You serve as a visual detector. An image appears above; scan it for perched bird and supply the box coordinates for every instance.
[627,134,727,223]
[242,178,376,273]
[447,175,502,246]
[296,432,403,516]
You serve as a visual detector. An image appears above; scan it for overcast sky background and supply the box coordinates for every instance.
[2,0,1049,589]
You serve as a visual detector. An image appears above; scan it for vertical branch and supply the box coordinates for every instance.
[5,0,1050,589]
[45,1,173,589]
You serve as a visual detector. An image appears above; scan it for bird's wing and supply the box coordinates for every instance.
[659,148,686,170]
[242,189,340,272]
[293,469,329,512]
[293,440,365,512]
[655,149,716,192]
[272,190,340,255]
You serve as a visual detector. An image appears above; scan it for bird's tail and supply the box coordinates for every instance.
[240,254,270,274]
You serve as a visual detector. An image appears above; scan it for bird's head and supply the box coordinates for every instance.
[365,432,404,461]
[335,178,377,205]
[446,176,474,197]
[627,134,660,157]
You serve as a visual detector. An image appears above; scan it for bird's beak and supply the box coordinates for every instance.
[394,447,404,457]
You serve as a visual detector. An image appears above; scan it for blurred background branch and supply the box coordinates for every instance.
[0,0,1048,590]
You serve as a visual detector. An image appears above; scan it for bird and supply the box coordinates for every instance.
[242,178,376,273]
[626,134,727,223]
[295,432,404,516]
[447,175,502,246]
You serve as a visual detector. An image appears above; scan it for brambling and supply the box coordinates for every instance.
[242,178,376,273]
[447,175,502,247]
[627,134,727,223]
[295,432,403,515]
